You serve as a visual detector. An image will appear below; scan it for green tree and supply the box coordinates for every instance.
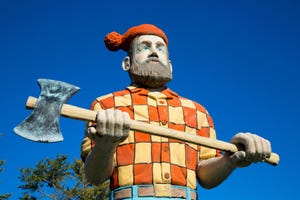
[0,160,12,200]
[18,155,110,200]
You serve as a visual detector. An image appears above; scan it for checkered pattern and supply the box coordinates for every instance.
[81,85,221,190]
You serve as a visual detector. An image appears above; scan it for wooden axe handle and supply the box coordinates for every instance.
[26,96,280,166]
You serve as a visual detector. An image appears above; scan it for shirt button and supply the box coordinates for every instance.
[159,100,165,104]
[164,173,170,179]
[163,146,169,152]
[161,120,168,126]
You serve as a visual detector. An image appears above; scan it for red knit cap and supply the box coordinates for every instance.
[104,24,168,52]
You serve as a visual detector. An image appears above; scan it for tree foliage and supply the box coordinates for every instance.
[0,160,12,200]
[18,155,109,200]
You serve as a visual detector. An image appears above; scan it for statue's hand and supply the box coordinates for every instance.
[86,109,131,146]
[225,133,272,168]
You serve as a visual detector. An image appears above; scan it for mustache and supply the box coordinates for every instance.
[144,57,164,65]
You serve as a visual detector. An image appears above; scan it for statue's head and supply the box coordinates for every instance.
[104,24,172,89]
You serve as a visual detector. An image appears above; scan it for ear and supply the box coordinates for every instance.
[122,56,131,71]
[169,59,173,73]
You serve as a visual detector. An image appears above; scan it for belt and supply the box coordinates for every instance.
[111,184,197,199]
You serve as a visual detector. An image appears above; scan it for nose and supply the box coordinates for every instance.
[148,51,158,58]
[148,45,159,57]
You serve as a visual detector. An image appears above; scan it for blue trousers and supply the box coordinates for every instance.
[110,185,196,200]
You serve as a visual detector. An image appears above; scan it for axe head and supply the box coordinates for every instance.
[14,79,80,143]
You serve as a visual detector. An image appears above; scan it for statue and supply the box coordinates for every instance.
[77,24,273,199]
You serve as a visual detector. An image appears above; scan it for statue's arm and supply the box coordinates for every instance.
[84,134,118,184]
[197,132,272,189]
[197,154,236,189]
[83,109,130,185]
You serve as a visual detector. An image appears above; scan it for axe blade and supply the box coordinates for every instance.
[14,79,80,143]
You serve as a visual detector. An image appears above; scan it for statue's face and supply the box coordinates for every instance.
[128,35,172,88]
[133,35,169,66]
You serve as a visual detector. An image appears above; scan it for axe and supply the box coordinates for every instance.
[14,79,280,166]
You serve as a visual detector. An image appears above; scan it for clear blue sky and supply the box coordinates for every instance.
[0,0,299,199]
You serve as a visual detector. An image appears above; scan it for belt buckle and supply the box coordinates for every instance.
[154,184,171,197]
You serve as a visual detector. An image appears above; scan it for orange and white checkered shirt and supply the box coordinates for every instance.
[81,85,221,190]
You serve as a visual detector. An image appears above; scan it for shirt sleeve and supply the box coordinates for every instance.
[80,99,104,162]
[196,107,222,161]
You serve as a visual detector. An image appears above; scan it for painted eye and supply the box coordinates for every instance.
[157,46,166,53]
[138,44,150,52]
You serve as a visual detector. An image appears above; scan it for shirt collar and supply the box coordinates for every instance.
[126,84,179,99]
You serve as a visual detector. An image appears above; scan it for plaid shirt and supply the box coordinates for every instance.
[81,85,221,190]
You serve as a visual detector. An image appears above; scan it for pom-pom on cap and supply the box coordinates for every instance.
[104,24,168,52]
[104,31,123,51]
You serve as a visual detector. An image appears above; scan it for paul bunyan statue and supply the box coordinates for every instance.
[81,24,273,200]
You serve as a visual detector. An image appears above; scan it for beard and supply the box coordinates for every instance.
[129,59,172,89]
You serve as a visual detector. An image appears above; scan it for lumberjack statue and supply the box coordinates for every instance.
[80,24,273,199]
[14,24,279,200]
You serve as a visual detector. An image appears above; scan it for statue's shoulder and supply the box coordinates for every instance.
[95,88,130,101]
[92,88,131,109]
[177,94,208,114]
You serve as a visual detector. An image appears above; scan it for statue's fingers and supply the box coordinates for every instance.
[106,109,115,134]
[96,110,107,135]
[243,133,257,161]
[122,112,131,136]
[114,110,123,137]
[262,138,272,160]
[252,134,264,162]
